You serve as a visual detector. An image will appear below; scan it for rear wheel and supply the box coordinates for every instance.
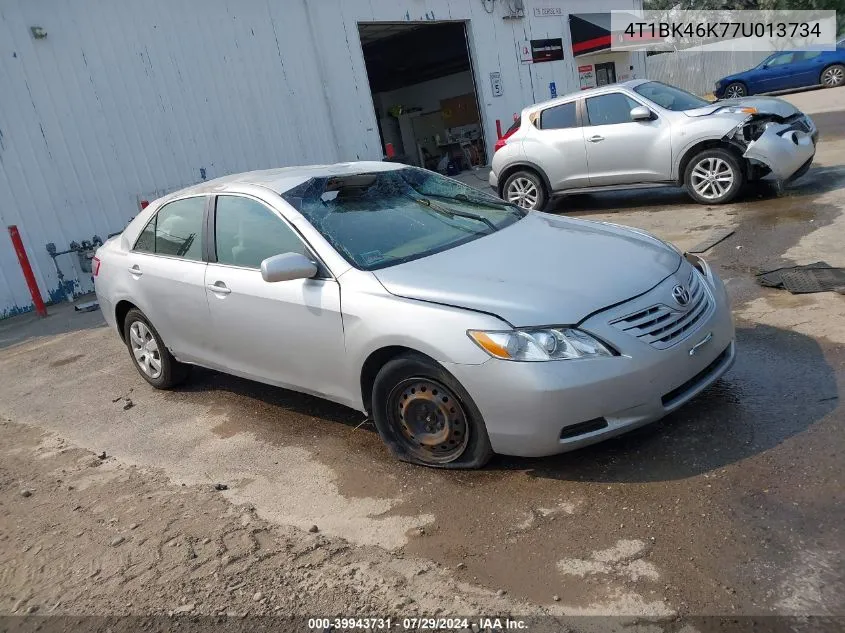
[123,308,190,389]
[723,82,747,98]
[503,170,547,211]
[684,148,744,205]
[371,354,492,469]
[820,64,844,88]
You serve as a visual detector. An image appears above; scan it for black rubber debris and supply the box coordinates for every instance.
[756,262,845,294]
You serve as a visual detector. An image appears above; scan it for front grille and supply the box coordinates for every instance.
[661,344,731,407]
[785,114,812,133]
[610,271,713,350]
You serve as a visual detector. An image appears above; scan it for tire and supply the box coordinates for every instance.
[723,82,747,98]
[123,308,190,389]
[503,170,548,211]
[683,148,745,205]
[820,64,844,88]
[371,353,493,469]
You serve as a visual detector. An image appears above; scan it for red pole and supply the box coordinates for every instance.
[496,119,503,139]
[8,225,47,317]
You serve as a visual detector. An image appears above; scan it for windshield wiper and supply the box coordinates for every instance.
[403,194,498,232]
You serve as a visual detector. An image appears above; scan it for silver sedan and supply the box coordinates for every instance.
[94,162,735,468]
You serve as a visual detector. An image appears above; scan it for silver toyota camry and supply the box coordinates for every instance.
[94,162,735,468]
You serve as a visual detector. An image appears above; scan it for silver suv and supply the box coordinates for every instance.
[490,80,817,209]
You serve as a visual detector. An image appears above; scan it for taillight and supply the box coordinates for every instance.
[494,121,520,153]
[92,256,101,277]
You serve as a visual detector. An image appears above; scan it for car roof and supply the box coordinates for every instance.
[523,79,650,114]
[169,161,405,198]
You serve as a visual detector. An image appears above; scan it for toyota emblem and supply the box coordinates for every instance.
[672,285,691,307]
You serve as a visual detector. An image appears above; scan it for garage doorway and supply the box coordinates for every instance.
[358,22,488,175]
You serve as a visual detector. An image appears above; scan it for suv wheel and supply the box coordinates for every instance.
[123,308,190,389]
[371,353,493,469]
[503,170,547,211]
[684,149,744,205]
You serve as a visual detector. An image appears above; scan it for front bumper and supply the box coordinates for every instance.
[444,264,736,457]
[743,119,817,181]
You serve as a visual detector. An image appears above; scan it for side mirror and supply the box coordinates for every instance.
[260,252,318,283]
[630,106,653,122]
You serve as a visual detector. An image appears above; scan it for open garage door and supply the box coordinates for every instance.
[359,21,487,175]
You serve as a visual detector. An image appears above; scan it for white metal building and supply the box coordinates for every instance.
[0,0,643,318]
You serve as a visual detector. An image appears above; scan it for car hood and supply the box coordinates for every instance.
[684,96,801,119]
[372,213,682,327]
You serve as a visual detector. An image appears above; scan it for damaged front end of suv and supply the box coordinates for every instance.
[723,108,818,182]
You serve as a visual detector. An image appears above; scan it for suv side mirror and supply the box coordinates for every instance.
[630,106,653,121]
[260,252,318,283]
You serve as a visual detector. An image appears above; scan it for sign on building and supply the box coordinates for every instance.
[578,64,596,90]
[490,72,504,97]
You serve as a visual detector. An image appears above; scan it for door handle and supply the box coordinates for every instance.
[588,135,604,143]
[207,282,231,295]
[128,265,142,276]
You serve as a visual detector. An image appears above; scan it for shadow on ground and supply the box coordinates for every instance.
[494,324,839,483]
[555,163,844,214]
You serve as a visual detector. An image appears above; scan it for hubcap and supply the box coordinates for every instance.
[507,177,539,209]
[690,157,735,200]
[389,378,469,464]
[129,321,162,379]
[726,84,745,98]
[822,67,844,87]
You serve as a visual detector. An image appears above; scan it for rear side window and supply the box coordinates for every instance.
[134,197,205,260]
[540,102,578,130]
[585,93,642,126]
[214,195,308,269]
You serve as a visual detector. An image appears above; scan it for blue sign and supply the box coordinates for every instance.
[549,82,557,98]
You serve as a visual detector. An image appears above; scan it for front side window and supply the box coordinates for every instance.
[585,93,643,126]
[281,168,525,271]
[767,52,795,66]
[133,197,205,261]
[540,102,578,130]
[214,195,308,269]
[632,81,708,111]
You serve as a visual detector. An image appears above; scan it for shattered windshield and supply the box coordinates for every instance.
[281,167,526,270]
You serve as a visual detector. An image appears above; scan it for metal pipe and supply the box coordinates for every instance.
[8,225,47,317]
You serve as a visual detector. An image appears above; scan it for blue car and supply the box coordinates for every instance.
[714,44,845,99]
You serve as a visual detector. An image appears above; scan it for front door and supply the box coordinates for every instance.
[595,62,617,87]
[203,194,350,404]
[583,91,671,185]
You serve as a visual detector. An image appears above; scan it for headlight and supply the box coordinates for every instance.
[468,328,614,362]
[714,80,722,89]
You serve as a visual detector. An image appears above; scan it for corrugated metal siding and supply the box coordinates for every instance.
[645,50,771,97]
[0,0,638,317]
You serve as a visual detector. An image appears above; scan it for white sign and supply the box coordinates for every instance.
[490,72,504,97]
[517,40,533,63]
[534,7,563,17]
[578,64,596,90]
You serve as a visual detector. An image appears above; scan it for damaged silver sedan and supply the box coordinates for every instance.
[490,80,817,208]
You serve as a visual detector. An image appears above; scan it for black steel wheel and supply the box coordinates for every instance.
[371,353,493,469]
[388,378,470,464]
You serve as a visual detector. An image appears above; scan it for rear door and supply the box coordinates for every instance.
[526,100,589,190]
[583,92,671,185]
[203,194,350,403]
[790,51,826,87]
[125,196,211,364]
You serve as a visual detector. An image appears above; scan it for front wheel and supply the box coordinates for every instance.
[684,149,744,205]
[723,82,747,98]
[503,170,548,211]
[820,64,844,88]
[371,354,493,469]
